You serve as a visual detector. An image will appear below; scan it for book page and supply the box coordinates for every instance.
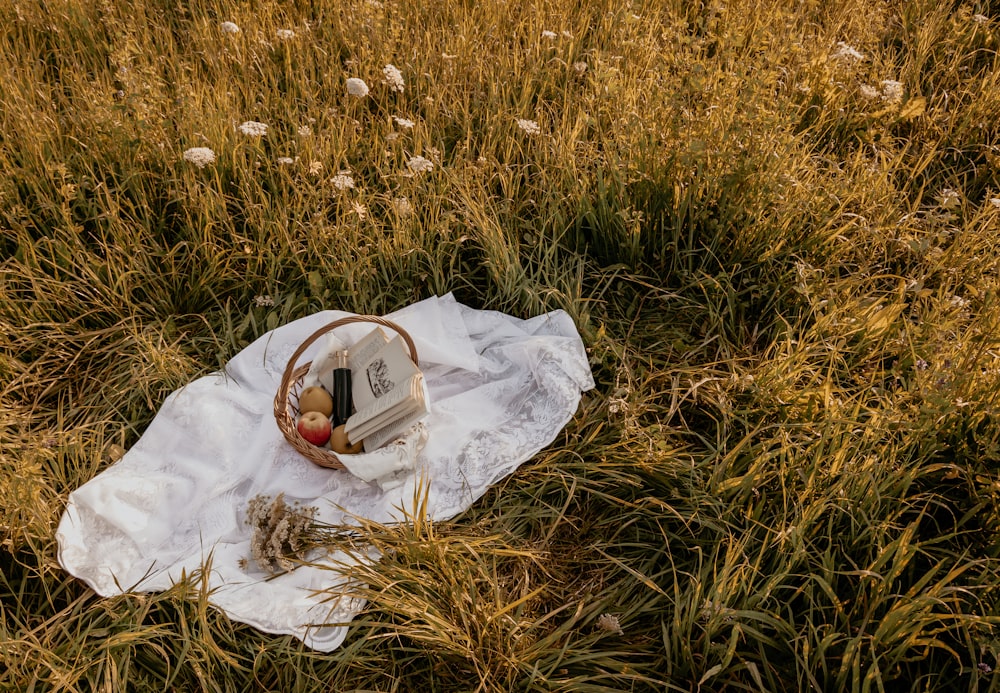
[351,335,420,412]
[347,397,421,443]
[362,379,431,451]
[347,327,389,370]
[345,374,422,441]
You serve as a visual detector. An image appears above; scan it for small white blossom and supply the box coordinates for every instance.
[699,599,731,622]
[880,80,903,104]
[516,118,541,135]
[220,21,241,34]
[541,30,557,40]
[860,84,881,100]
[308,161,323,176]
[238,120,268,137]
[573,61,588,74]
[392,196,413,217]
[331,171,355,190]
[973,14,989,24]
[990,198,1000,209]
[277,156,296,165]
[937,188,961,209]
[346,77,370,98]
[351,202,367,220]
[253,294,275,307]
[561,30,573,39]
[950,295,970,308]
[596,613,623,635]
[183,147,216,168]
[406,155,434,174]
[831,41,865,61]
[393,116,415,129]
[297,125,312,136]
[383,64,405,93]
[276,29,295,40]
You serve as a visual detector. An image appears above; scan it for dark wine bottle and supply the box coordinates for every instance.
[332,350,353,426]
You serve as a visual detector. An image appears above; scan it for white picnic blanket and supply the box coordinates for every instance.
[56,294,594,651]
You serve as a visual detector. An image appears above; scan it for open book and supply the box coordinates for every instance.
[343,328,431,452]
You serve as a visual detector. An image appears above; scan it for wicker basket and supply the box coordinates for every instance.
[273,315,419,469]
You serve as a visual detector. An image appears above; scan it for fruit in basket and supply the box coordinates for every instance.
[298,386,334,417]
[297,411,332,446]
[330,424,364,454]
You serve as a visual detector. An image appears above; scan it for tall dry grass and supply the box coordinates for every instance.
[3,0,1000,690]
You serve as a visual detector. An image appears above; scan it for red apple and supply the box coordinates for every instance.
[297,410,332,446]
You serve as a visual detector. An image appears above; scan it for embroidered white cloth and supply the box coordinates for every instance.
[56,294,594,651]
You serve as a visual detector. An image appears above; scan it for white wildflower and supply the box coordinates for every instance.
[859,84,881,100]
[990,198,1000,209]
[573,61,588,74]
[346,77,370,98]
[297,125,312,136]
[596,613,624,635]
[383,64,405,93]
[238,120,268,137]
[973,14,989,24]
[308,161,323,176]
[880,79,903,104]
[276,29,295,40]
[253,294,275,307]
[699,599,731,622]
[220,21,241,34]
[393,115,415,129]
[276,156,296,165]
[937,188,961,209]
[351,202,367,220]
[831,41,865,61]
[950,295,970,308]
[392,196,413,217]
[331,171,355,190]
[561,30,573,39]
[541,30,557,40]
[516,118,541,135]
[406,155,434,174]
[182,147,216,168]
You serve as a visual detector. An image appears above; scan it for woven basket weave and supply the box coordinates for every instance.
[273,315,419,469]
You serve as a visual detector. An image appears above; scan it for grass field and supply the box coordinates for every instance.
[3,0,1000,689]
